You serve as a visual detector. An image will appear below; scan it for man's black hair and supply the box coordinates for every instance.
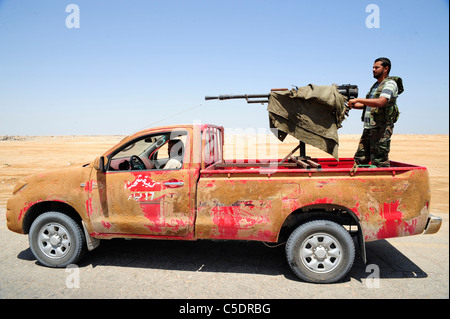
[375,57,392,74]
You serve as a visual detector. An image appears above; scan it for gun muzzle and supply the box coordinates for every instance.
[337,84,358,100]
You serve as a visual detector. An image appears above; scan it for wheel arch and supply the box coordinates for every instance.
[22,201,82,235]
[279,204,366,263]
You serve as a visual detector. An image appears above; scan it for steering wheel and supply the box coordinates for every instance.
[130,155,146,170]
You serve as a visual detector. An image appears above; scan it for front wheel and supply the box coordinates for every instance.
[286,219,355,283]
[29,211,86,267]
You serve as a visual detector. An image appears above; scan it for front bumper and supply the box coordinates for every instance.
[423,215,442,235]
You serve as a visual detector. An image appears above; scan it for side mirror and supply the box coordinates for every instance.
[98,156,106,172]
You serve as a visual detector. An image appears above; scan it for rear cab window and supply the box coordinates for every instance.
[202,126,223,169]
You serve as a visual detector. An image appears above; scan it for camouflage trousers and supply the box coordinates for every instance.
[354,125,394,167]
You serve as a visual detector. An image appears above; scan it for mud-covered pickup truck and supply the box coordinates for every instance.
[6,124,442,283]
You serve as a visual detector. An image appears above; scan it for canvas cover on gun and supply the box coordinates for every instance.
[268,84,347,159]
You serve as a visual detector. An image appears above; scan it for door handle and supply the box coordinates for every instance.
[163,181,184,187]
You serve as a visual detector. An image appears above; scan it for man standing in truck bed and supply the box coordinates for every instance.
[348,57,404,167]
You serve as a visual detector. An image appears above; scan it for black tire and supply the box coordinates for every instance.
[286,219,355,283]
[29,211,86,267]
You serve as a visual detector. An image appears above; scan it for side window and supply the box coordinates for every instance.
[107,131,188,171]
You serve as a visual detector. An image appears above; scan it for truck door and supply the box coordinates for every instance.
[88,130,195,237]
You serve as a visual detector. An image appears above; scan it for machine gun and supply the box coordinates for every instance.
[204,84,359,166]
[205,84,358,104]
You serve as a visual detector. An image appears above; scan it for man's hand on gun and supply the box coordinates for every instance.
[347,98,364,110]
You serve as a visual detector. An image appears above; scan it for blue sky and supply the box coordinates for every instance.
[0,0,448,135]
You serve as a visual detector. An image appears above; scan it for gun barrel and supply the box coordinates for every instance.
[205,94,269,101]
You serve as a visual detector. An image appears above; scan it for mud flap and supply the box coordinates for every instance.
[357,227,367,264]
[82,221,100,251]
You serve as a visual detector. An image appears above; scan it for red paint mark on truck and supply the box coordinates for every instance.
[377,201,402,239]
[85,197,93,217]
[141,202,163,232]
[210,201,272,240]
[18,201,42,221]
[101,220,111,229]
[350,202,361,218]
[376,201,416,239]
[311,197,335,205]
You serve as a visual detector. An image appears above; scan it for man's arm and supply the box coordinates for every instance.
[347,96,388,109]
[164,158,182,169]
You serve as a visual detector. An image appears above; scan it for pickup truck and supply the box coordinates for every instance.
[6,124,442,283]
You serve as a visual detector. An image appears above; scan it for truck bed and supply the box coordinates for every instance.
[202,157,425,175]
[197,157,430,243]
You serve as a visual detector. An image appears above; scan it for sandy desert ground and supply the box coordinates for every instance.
[0,134,448,215]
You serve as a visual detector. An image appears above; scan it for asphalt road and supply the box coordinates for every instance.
[0,208,448,300]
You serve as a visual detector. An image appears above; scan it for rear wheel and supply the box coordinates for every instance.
[286,219,355,283]
[29,211,86,267]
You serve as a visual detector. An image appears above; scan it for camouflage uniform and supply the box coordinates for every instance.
[354,125,394,167]
[354,76,403,167]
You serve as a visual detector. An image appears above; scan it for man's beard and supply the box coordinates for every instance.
[373,72,381,79]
